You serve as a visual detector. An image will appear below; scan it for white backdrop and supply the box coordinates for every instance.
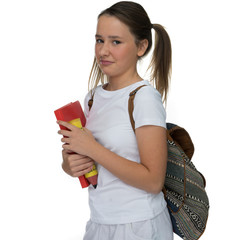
[0,0,239,239]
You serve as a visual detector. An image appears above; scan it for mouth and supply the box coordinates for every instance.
[100,60,113,66]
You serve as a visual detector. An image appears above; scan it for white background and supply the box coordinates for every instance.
[0,0,239,239]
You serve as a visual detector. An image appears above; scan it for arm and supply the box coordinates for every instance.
[58,121,167,194]
[89,125,167,194]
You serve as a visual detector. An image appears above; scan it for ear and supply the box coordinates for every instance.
[137,39,149,57]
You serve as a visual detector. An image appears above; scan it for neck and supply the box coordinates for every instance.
[106,71,142,91]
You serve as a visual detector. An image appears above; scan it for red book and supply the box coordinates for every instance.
[54,101,86,127]
[54,101,89,188]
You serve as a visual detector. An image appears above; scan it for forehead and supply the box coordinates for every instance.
[96,15,133,38]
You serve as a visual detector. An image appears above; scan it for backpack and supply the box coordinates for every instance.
[129,85,209,240]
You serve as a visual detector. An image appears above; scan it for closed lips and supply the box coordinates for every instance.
[100,60,113,65]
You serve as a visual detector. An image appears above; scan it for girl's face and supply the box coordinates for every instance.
[95,15,143,80]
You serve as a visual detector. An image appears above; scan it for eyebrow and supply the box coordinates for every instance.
[95,34,122,39]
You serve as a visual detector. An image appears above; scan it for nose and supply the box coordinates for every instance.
[99,42,110,57]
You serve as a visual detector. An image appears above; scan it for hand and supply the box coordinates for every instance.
[62,149,95,178]
[57,120,95,156]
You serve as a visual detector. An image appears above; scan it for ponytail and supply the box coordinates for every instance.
[149,24,172,103]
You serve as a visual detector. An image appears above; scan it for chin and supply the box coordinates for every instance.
[100,69,114,77]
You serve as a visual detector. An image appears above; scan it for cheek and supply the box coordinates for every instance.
[114,46,131,60]
[95,45,99,58]
[95,46,102,67]
[117,46,138,64]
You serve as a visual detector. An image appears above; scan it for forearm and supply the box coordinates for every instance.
[57,121,166,193]
[89,141,165,194]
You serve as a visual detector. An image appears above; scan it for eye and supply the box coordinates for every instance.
[113,40,121,45]
[96,39,104,44]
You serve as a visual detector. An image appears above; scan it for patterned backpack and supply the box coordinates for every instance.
[128,86,210,240]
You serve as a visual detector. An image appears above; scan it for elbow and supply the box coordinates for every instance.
[148,181,164,195]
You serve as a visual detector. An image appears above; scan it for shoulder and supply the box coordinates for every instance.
[132,82,166,129]
[134,83,162,103]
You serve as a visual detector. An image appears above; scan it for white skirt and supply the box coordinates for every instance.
[83,206,173,240]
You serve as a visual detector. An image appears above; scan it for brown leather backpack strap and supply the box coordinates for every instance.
[88,91,95,111]
[88,98,93,110]
[128,85,147,132]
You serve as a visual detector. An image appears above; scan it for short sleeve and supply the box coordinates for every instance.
[133,86,166,129]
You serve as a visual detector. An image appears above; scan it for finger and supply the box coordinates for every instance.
[72,166,94,178]
[57,120,76,131]
[62,149,69,155]
[64,154,91,165]
[62,149,66,155]
[61,137,70,144]
[64,149,73,154]
[64,153,83,162]
[70,160,94,169]
[75,153,88,158]
[62,143,71,151]
[75,155,92,161]
[58,129,71,137]
[70,157,94,166]
[62,149,74,158]
[70,155,90,162]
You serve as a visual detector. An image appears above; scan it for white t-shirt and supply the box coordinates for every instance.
[84,80,167,224]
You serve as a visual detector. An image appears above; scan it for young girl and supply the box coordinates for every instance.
[58,1,173,239]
